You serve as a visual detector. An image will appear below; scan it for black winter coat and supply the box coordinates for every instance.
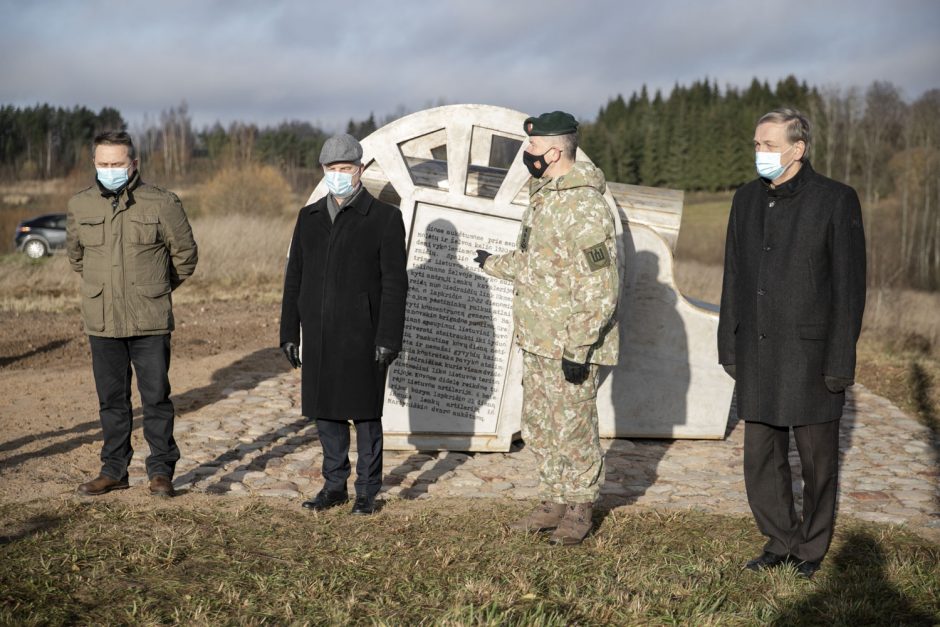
[280,189,408,420]
[717,162,866,426]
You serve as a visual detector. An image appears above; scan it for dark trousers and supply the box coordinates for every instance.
[743,419,841,563]
[316,418,383,498]
[89,334,179,480]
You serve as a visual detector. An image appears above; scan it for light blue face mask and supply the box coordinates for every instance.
[755,145,795,180]
[96,167,129,191]
[324,170,356,197]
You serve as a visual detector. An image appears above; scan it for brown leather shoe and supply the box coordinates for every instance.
[549,503,594,546]
[77,475,129,496]
[508,501,567,532]
[149,475,175,498]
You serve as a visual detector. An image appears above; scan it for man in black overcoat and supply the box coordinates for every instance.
[280,133,408,515]
[718,108,866,579]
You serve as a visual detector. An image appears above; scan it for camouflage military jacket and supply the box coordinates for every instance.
[484,161,620,365]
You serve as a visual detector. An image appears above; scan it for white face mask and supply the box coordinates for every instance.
[755,144,795,180]
[97,167,129,191]
[324,170,356,197]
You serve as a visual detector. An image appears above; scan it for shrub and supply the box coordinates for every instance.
[196,164,297,217]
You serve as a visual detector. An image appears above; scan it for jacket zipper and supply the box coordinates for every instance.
[111,196,121,335]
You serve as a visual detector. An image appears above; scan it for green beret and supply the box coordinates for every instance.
[523,111,579,136]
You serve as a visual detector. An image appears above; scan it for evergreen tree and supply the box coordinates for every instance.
[0,104,126,179]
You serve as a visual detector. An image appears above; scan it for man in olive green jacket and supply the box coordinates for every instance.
[67,131,197,498]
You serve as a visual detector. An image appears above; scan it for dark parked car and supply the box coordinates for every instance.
[14,213,67,259]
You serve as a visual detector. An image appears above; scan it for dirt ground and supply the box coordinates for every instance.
[0,300,287,504]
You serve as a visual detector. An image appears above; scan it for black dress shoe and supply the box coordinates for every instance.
[301,489,348,511]
[794,559,821,579]
[745,551,789,571]
[351,494,377,515]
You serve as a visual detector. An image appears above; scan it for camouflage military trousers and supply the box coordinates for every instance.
[521,350,603,503]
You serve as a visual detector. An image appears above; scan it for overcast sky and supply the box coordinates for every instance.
[2,0,938,132]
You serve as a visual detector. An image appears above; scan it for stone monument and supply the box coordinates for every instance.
[304,104,735,450]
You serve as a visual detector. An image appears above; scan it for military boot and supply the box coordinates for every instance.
[549,502,593,546]
[508,501,566,532]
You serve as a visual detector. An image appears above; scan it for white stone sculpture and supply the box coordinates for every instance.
[304,104,734,450]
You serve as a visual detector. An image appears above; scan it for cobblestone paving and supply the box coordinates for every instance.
[129,369,939,538]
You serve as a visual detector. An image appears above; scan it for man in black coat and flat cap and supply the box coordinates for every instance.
[280,133,408,515]
[718,108,866,579]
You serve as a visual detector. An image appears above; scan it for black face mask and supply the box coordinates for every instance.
[522,149,552,178]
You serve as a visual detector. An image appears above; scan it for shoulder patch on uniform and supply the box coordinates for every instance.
[583,242,610,271]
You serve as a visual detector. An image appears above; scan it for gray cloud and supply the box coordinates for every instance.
[1,0,938,131]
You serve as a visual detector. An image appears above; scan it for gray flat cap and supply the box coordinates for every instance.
[319,133,363,165]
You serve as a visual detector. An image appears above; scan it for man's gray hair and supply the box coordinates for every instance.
[555,132,578,160]
[93,130,136,160]
[757,108,811,156]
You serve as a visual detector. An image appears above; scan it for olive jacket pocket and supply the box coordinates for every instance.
[81,283,105,332]
[79,216,105,247]
[134,283,172,331]
[129,215,160,245]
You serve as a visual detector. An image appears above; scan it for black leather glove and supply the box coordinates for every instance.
[825,375,853,393]
[562,357,590,384]
[281,342,301,369]
[375,346,399,367]
[723,364,736,380]
[473,249,492,269]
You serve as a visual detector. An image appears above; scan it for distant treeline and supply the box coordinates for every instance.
[581,76,938,201]
[0,104,124,180]
[0,102,384,184]
[1,77,938,288]
[2,77,936,198]
[581,76,940,290]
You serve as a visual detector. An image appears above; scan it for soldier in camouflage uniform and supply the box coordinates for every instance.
[474,111,619,545]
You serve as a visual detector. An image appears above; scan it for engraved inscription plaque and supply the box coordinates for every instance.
[383,203,519,449]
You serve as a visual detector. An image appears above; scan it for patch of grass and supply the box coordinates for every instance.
[1,499,937,625]
[185,213,294,296]
[675,193,733,267]
[0,253,78,313]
